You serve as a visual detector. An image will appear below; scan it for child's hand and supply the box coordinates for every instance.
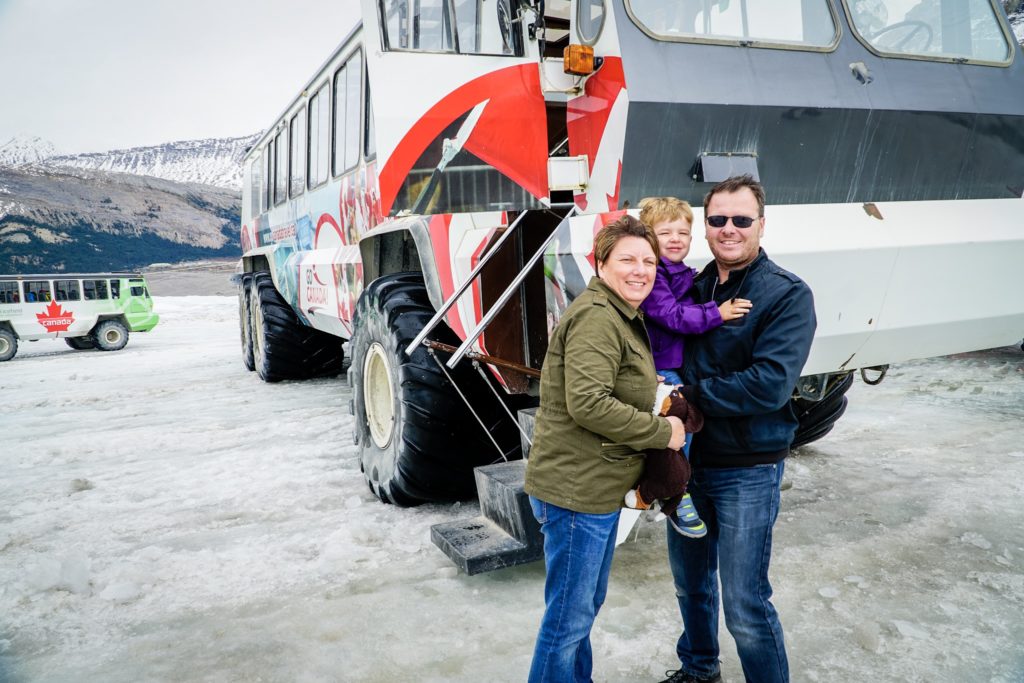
[719,298,752,322]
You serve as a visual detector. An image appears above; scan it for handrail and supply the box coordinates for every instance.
[446,206,578,369]
[403,210,530,357]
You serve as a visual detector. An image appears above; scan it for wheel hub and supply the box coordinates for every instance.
[363,342,395,449]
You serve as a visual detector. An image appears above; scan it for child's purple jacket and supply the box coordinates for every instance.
[640,258,723,370]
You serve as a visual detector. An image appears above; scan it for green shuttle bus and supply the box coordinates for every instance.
[0,273,159,361]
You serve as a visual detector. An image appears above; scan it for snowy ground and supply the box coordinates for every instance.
[1,296,1023,683]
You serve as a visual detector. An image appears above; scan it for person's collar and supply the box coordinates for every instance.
[587,276,641,320]
[694,248,767,283]
[659,257,692,275]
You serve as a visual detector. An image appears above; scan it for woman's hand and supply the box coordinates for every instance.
[666,415,687,450]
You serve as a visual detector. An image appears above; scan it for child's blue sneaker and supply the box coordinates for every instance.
[667,494,707,538]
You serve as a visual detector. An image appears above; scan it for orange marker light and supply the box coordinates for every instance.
[563,44,596,76]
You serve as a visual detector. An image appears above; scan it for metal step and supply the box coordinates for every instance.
[430,445,544,574]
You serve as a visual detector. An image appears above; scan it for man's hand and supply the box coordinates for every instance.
[666,415,687,450]
[719,298,752,322]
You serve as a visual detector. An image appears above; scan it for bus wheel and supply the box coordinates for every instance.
[791,372,854,449]
[66,337,96,350]
[349,272,521,506]
[92,320,129,352]
[0,329,17,362]
[249,271,343,382]
[239,273,255,371]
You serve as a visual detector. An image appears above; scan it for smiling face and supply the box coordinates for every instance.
[705,187,765,278]
[653,217,692,264]
[597,235,658,308]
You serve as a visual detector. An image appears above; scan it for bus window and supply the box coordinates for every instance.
[333,51,363,176]
[308,83,331,188]
[251,151,263,216]
[54,280,81,302]
[843,0,1012,63]
[25,280,51,302]
[274,130,287,205]
[380,0,521,56]
[289,108,306,197]
[578,0,605,45]
[365,78,376,160]
[264,143,275,210]
[0,280,19,304]
[130,286,145,297]
[627,0,838,48]
[110,280,121,299]
[83,279,109,300]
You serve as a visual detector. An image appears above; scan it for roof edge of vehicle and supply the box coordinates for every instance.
[0,273,147,280]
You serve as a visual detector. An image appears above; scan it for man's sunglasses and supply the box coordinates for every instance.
[706,215,760,229]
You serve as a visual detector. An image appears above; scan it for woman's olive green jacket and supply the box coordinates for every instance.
[524,277,672,513]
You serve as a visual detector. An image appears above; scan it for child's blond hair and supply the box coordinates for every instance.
[638,197,693,229]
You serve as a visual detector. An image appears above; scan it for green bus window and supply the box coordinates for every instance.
[0,281,19,304]
[55,280,81,301]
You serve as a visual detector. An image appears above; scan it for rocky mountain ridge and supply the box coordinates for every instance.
[0,133,259,191]
[0,165,241,273]
[0,136,59,168]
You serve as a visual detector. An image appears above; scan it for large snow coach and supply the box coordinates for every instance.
[0,273,158,361]
[238,1,1024,571]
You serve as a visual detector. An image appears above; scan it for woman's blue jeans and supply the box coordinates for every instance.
[528,496,620,683]
[666,462,788,683]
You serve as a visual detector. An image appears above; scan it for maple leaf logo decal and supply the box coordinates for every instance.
[36,300,75,332]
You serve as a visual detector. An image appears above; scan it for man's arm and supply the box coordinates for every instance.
[690,282,816,417]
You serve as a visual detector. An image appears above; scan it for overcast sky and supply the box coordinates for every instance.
[0,0,359,154]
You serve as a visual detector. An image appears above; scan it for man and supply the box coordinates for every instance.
[660,175,816,683]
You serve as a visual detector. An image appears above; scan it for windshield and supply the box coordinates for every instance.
[626,0,838,48]
[379,0,521,56]
[844,0,1012,63]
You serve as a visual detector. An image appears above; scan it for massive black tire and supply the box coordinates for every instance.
[350,272,524,506]
[66,337,95,350]
[238,273,255,371]
[92,320,129,352]
[791,372,854,449]
[249,271,344,382]
[0,328,17,362]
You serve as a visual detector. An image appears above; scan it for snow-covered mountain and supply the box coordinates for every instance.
[0,133,255,271]
[0,133,260,191]
[0,135,59,168]
[43,134,260,191]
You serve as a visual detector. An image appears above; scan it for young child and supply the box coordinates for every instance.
[625,197,752,537]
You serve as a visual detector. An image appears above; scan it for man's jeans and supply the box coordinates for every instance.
[667,462,788,683]
[528,496,620,683]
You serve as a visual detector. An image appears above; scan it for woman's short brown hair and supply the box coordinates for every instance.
[638,196,693,229]
[593,214,659,265]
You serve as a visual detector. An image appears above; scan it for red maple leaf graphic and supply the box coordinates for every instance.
[36,300,75,332]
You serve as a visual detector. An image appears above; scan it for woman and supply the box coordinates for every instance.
[524,214,687,682]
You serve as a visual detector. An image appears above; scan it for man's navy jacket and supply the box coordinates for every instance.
[681,249,816,467]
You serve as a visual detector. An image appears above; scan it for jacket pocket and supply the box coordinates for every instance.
[600,443,641,463]
[625,341,649,391]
